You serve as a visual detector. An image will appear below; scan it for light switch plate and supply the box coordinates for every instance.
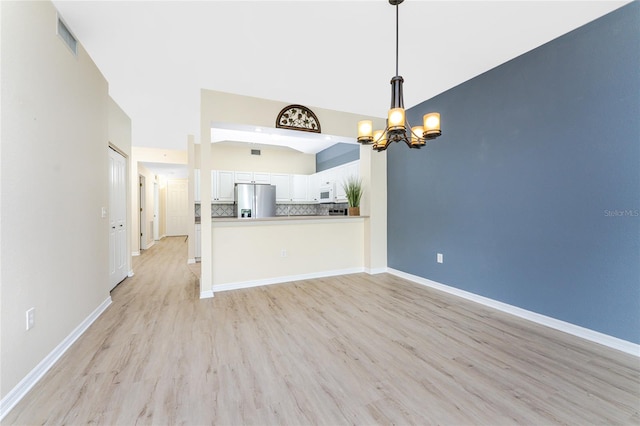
[26,308,35,330]
[437,253,443,264]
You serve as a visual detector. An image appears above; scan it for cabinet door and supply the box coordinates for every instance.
[344,161,360,181]
[335,161,360,202]
[217,171,235,202]
[291,175,308,202]
[319,169,335,187]
[270,174,291,202]
[308,173,320,202]
[234,171,253,184]
[194,169,201,203]
[335,165,348,201]
[211,170,217,200]
[253,172,271,184]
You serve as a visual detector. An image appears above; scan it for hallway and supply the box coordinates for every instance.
[5,237,639,424]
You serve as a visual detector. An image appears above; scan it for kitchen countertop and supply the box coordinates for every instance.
[210,215,367,224]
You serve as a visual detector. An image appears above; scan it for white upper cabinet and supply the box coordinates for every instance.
[253,172,271,184]
[270,174,291,202]
[335,160,360,202]
[344,161,360,182]
[291,175,309,202]
[234,171,253,183]
[194,161,359,205]
[271,174,309,203]
[308,174,320,202]
[212,170,235,202]
[313,160,360,202]
[235,171,271,184]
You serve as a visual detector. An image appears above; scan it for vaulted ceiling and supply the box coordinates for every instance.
[52,1,628,151]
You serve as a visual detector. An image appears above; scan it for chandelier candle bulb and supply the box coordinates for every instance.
[388,108,405,132]
[357,120,373,143]
[423,112,441,138]
[372,129,386,150]
[411,126,425,145]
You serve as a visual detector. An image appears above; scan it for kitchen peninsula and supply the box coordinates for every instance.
[193,90,388,298]
[209,215,366,292]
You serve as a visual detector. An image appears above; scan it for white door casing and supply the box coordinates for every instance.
[109,148,127,289]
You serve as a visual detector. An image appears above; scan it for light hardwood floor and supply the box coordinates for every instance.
[5,237,639,425]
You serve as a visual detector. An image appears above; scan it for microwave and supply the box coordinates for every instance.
[319,183,335,203]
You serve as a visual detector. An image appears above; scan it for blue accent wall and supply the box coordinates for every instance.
[316,142,360,172]
[387,3,640,344]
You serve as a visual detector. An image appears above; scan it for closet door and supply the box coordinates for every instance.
[109,148,127,289]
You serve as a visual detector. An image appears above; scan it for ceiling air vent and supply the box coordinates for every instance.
[251,149,261,156]
[57,17,77,56]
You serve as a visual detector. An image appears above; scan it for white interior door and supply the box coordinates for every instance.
[166,179,188,236]
[153,182,159,240]
[139,175,146,250]
[109,148,127,289]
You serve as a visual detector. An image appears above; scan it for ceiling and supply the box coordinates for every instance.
[52,0,628,157]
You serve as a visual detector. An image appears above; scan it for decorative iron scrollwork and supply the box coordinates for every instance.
[276,104,321,133]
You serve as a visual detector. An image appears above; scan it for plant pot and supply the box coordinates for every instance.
[348,207,360,216]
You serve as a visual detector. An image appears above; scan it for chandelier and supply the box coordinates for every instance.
[357,0,442,151]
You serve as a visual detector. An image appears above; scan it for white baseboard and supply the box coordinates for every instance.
[0,297,112,420]
[387,268,640,357]
[208,267,366,295]
[200,290,214,299]
[127,270,134,278]
[132,251,140,257]
[187,258,196,265]
[365,267,388,275]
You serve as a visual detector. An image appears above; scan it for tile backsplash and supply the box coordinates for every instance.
[195,203,349,218]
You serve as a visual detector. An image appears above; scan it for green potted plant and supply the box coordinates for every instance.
[342,176,363,216]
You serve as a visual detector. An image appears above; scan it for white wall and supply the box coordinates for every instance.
[198,143,316,175]
[1,0,111,401]
[200,89,386,139]
[212,219,365,290]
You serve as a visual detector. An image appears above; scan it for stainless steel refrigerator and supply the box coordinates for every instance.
[235,183,276,218]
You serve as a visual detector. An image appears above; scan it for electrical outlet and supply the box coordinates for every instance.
[281,249,287,258]
[437,253,444,264]
[26,308,35,330]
